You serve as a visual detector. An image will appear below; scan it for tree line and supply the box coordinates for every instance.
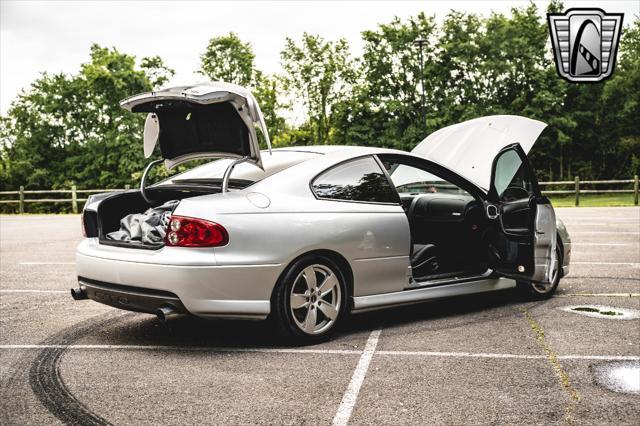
[1,1,638,198]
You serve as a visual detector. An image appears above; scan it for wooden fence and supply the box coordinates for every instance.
[539,176,639,206]
[0,185,130,214]
[0,176,638,212]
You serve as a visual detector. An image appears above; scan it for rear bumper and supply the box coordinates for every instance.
[79,277,187,315]
[76,239,283,319]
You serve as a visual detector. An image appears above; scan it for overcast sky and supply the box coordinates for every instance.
[1,0,638,115]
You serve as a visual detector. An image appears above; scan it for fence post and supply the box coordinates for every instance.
[574,176,580,207]
[124,184,131,190]
[634,175,639,206]
[71,185,78,214]
[19,186,25,214]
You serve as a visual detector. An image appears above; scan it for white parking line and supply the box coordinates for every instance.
[568,231,639,235]
[0,344,637,363]
[376,351,640,361]
[571,243,635,246]
[18,262,75,265]
[555,293,640,298]
[0,289,67,294]
[0,344,361,355]
[572,262,640,267]
[566,225,639,227]
[332,329,381,426]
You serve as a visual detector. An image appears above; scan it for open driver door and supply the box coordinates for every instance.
[484,144,558,287]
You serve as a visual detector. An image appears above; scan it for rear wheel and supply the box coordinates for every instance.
[272,255,347,345]
[517,245,562,300]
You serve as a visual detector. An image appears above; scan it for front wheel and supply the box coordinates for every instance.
[517,245,562,300]
[272,255,348,345]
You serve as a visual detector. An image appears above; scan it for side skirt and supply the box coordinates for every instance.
[350,277,516,313]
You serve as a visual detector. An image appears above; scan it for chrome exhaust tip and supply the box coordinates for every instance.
[156,305,184,322]
[71,287,88,300]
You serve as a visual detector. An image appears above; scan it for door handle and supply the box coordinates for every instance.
[486,204,499,219]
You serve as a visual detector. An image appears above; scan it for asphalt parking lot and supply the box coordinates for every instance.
[1,207,639,425]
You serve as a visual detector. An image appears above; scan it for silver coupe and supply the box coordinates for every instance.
[73,83,571,344]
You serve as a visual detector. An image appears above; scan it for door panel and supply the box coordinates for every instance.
[532,201,557,283]
[487,144,557,283]
[499,198,532,236]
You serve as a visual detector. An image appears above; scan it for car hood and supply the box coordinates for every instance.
[120,82,271,169]
[411,115,547,191]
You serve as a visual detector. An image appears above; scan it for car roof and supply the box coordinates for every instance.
[165,145,414,187]
[270,145,405,155]
[272,145,353,154]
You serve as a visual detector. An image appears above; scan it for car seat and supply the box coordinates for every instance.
[411,244,440,278]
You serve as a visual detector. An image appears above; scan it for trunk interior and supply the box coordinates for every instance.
[88,187,216,250]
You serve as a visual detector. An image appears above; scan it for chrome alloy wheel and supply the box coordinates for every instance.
[289,264,342,335]
[532,246,560,294]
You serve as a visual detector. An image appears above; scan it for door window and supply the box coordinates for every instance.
[312,157,398,203]
[493,149,533,201]
[384,163,470,196]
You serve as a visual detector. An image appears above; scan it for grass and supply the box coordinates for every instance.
[549,193,638,207]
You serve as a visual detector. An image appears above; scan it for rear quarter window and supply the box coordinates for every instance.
[311,156,398,204]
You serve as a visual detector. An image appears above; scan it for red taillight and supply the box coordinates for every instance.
[164,216,228,247]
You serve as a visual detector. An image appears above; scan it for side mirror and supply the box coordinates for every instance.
[143,113,160,158]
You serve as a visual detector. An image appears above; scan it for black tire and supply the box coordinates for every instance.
[517,244,562,300]
[272,254,348,345]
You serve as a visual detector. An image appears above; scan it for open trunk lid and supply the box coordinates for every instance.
[411,115,547,191]
[120,82,270,169]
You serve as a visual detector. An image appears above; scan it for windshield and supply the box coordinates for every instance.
[159,150,320,188]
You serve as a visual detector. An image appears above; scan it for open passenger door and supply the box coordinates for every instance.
[485,144,557,285]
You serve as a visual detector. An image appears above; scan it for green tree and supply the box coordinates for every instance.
[0,44,174,194]
[198,33,287,142]
[199,33,256,86]
[140,55,175,89]
[332,5,577,180]
[281,33,357,144]
[600,19,640,178]
[253,73,288,145]
[472,5,572,180]
[332,12,439,150]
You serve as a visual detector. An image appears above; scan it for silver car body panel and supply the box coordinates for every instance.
[76,134,571,320]
[76,239,278,319]
[352,277,516,312]
[556,217,572,276]
[533,202,558,283]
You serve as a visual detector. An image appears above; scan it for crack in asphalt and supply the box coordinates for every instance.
[520,307,581,425]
